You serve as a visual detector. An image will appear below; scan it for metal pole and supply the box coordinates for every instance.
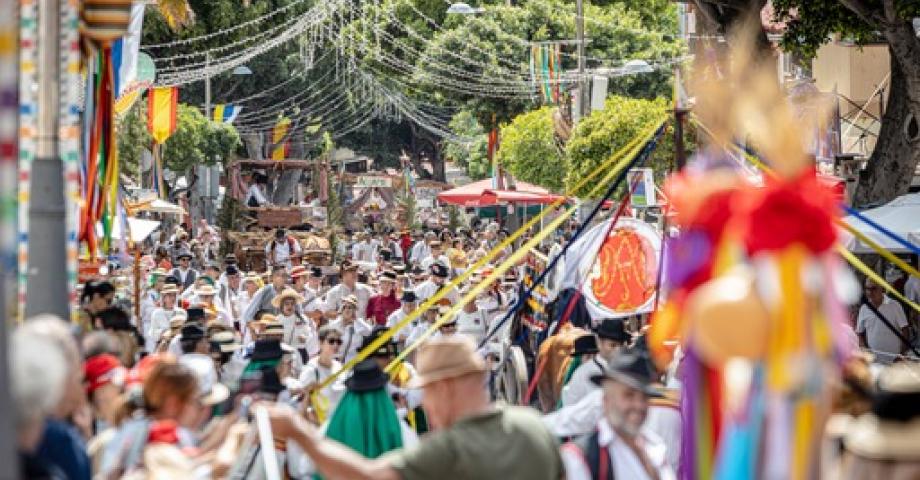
[27,0,68,318]
[0,0,21,470]
[576,0,586,119]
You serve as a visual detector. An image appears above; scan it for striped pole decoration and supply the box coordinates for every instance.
[61,0,83,321]
[17,0,39,322]
[0,0,18,320]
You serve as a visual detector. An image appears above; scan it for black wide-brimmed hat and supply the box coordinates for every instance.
[591,350,662,397]
[181,324,205,341]
[360,326,398,357]
[186,307,206,323]
[345,359,390,392]
[401,290,418,303]
[595,318,629,343]
[250,339,284,361]
[571,334,599,357]
[430,263,450,278]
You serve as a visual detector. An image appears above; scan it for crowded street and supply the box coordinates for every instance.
[3,0,920,479]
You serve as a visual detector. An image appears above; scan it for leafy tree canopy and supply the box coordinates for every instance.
[565,95,671,196]
[443,110,490,180]
[497,106,565,192]
[118,102,241,175]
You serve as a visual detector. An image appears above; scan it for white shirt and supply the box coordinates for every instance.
[246,184,269,206]
[561,357,606,407]
[386,307,417,343]
[405,319,433,347]
[278,312,315,354]
[906,276,920,306]
[456,308,489,345]
[324,282,374,319]
[414,279,459,304]
[561,419,675,480]
[297,356,345,409]
[409,242,430,265]
[146,307,179,352]
[327,317,373,362]
[265,237,302,267]
[351,241,376,262]
[857,296,909,364]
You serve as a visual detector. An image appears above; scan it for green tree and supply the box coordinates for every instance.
[771,0,920,206]
[565,96,671,197]
[117,101,240,179]
[497,106,566,192]
[443,110,489,180]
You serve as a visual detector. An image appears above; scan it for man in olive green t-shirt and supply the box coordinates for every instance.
[266,337,562,480]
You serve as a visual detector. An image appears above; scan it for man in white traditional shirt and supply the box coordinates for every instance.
[217,265,242,327]
[265,228,302,268]
[562,318,629,407]
[327,295,373,362]
[455,286,489,345]
[324,262,374,319]
[146,284,183,352]
[409,231,434,265]
[414,263,458,304]
[561,351,674,480]
[405,305,439,349]
[387,290,418,346]
[419,240,451,271]
[351,232,376,263]
[241,266,289,330]
[857,278,911,364]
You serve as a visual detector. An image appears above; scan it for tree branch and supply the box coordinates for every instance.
[837,0,883,26]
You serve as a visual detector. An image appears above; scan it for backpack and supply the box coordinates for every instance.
[566,429,614,480]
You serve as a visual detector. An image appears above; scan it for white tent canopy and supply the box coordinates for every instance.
[842,192,920,253]
[96,217,161,243]
[137,198,185,215]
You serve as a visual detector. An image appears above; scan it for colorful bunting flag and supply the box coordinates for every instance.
[272,116,291,161]
[147,86,178,144]
[213,103,242,124]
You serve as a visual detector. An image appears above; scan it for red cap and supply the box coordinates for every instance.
[84,354,124,395]
[147,419,179,444]
[290,265,308,278]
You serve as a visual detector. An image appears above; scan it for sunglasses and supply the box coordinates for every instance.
[342,305,357,310]
[326,338,343,345]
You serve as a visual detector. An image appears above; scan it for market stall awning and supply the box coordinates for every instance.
[438,178,564,207]
[842,192,920,253]
[137,198,186,215]
[96,217,161,243]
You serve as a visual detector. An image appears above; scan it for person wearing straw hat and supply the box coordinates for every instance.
[328,295,373,363]
[241,266,289,330]
[367,270,401,327]
[455,285,489,345]
[560,351,673,480]
[140,268,167,332]
[193,282,232,328]
[839,362,920,479]
[266,336,562,480]
[146,284,184,352]
[419,240,450,272]
[272,288,316,364]
[324,261,374,320]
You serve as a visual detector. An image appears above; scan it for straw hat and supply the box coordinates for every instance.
[341,294,358,307]
[195,284,217,297]
[159,284,179,295]
[845,363,920,460]
[409,336,487,388]
[271,288,305,308]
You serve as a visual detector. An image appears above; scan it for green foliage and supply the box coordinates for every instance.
[116,101,240,177]
[497,106,565,192]
[565,96,671,197]
[443,110,489,180]
[771,0,881,59]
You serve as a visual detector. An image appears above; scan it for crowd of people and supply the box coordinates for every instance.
[9,216,920,479]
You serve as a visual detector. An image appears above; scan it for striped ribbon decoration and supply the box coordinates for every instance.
[0,0,18,319]
[61,0,82,321]
[17,0,39,321]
